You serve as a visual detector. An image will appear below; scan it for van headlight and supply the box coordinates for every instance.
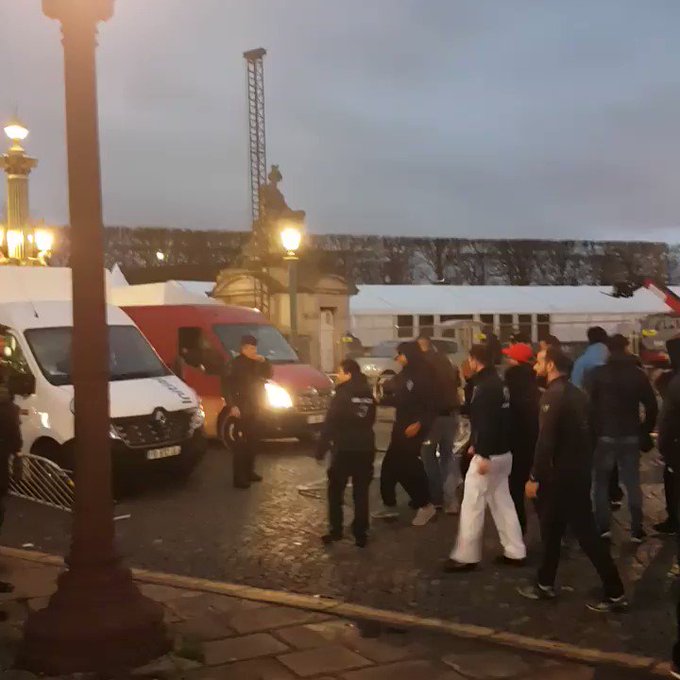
[189,404,205,432]
[264,381,293,409]
[110,425,122,440]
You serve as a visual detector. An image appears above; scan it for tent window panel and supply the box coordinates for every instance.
[418,315,435,338]
[537,314,551,341]
[397,315,413,338]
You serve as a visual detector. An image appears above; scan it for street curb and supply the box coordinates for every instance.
[0,545,669,676]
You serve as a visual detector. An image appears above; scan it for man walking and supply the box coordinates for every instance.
[588,334,657,543]
[0,371,22,619]
[316,359,376,547]
[417,335,462,514]
[519,347,627,612]
[373,342,437,526]
[503,342,540,534]
[222,335,273,489]
[445,344,526,571]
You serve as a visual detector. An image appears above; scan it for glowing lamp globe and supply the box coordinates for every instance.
[4,121,29,143]
[280,226,302,255]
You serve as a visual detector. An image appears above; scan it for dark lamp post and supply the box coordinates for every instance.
[18,1,168,673]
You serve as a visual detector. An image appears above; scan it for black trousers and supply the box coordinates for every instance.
[664,462,680,529]
[509,447,533,534]
[536,480,624,599]
[380,430,430,509]
[609,465,623,503]
[327,450,374,539]
[233,417,258,487]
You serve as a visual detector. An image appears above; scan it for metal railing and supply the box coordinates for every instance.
[8,454,74,512]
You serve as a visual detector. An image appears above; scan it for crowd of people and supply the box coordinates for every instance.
[314,325,680,656]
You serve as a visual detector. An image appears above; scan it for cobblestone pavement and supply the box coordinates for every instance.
[0,554,666,679]
[2,417,678,662]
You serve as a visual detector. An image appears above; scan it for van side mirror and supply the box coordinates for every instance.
[8,372,36,397]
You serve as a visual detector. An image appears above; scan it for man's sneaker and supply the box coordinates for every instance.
[250,472,263,482]
[321,533,342,546]
[631,529,647,544]
[445,500,460,515]
[443,559,478,573]
[670,662,680,679]
[372,507,399,520]
[412,504,437,527]
[654,519,678,536]
[495,555,527,567]
[586,594,629,613]
[600,530,612,541]
[517,583,557,601]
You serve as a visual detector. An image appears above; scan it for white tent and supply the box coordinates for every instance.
[109,281,220,307]
[109,263,129,287]
[0,266,112,303]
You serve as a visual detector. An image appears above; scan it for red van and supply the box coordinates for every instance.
[119,302,333,442]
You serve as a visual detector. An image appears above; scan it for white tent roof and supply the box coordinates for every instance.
[0,266,112,303]
[109,281,220,307]
[109,264,129,287]
[174,280,214,297]
[351,285,680,316]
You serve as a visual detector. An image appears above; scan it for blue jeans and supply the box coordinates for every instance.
[593,436,642,535]
[421,414,460,507]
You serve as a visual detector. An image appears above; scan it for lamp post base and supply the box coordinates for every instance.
[17,560,169,675]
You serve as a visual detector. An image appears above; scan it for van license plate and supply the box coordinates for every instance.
[307,414,325,425]
[147,445,181,461]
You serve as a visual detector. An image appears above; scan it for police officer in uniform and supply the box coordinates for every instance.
[222,335,272,489]
[316,359,376,547]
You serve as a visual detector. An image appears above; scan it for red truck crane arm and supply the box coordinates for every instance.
[609,277,680,314]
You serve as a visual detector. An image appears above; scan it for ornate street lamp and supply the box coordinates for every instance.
[280,224,302,347]
[1,118,38,260]
[18,1,168,673]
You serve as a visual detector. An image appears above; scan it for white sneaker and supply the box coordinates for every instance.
[412,504,437,527]
[372,507,399,520]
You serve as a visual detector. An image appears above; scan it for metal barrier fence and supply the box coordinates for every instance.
[8,454,74,512]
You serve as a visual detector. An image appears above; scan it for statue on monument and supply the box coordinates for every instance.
[245,165,305,262]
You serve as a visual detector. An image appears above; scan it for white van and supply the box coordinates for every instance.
[0,268,206,479]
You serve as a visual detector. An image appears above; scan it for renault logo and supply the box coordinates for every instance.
[153,409,168,426]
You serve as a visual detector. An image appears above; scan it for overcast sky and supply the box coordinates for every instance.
[1,0,679,241]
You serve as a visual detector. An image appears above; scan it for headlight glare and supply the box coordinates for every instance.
[265,381,293,409]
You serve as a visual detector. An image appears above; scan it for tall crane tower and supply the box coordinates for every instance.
[243,48,267,225]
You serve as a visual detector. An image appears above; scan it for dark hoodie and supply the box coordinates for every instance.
[656,337,680,399]
[317,375,376,456]
[381,342,436,437]
[504,362,540,456]
[658,338,680,466]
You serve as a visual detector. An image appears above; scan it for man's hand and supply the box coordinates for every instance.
[404,422,421,439]
[255,354,266,363]
[476,457,490,476]
[229,406,241,418]
[525,480,539,499]
[466,445,476,458]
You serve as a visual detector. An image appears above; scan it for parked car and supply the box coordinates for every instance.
[357,337,467,398]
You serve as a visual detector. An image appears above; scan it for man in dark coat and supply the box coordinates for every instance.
[587,334,657,543]
[417,335,461,514]
[316,359,376,547]
[503,342,540,534]
[373,342,437,527]
[519,348,627,613]
[0,374,23,615]
[446,344,526,571]
[222,335,273,488]
[654,337,680,535]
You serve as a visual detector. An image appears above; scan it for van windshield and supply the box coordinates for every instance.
[25,325,171,386]
[213,323,299,364]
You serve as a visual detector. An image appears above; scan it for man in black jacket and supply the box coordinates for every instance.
[658,359,680,675]
[446,344,526,571]
[373,342,437,527]
[417,335,461,514]
[588,334,657,543]
[222,335,273,489]
[519,347,627,613]
[316,359,376,547]
[503,342,540,534]
[0,374,22,614]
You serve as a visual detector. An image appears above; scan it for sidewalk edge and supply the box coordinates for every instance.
[0,545,667,675]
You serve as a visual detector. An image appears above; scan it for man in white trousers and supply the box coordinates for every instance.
[444,344,527,572]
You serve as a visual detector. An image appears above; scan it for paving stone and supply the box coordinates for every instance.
[278,645,371,677]
[139,582,202,602]
[343,659,465,680]
[204,633,289,666]
[521,662,595,680]
[274,620,357,648]
[132,654,203,677]
[168,593,251,620]
[228,605,328,634]
[442,650,531,679]
[174,612,236,641]
[348,635,429,664]
[187,657,296,679]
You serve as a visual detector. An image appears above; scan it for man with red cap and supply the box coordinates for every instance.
[503,342,540,533]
